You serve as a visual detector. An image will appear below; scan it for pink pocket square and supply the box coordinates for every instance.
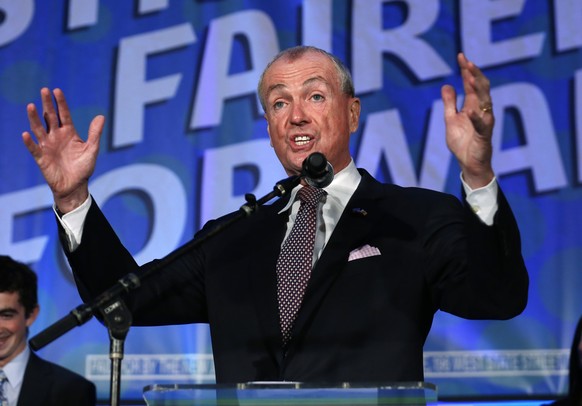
[348,244,382,261]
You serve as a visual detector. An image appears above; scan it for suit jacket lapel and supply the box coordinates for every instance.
[18,352,50,405]
[288,171,384,352]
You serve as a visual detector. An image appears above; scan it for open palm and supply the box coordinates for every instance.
[22,88,105,213]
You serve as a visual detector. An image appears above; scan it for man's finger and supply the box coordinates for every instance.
[26,103,46,140]
[54,88,72,126]
[40,88,59,131]
[441,84,458,119]
[87,115,105,149]
[22,132,40,158]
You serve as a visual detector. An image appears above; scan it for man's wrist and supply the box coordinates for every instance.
[55,188,90,214]
[53,195,92,252]
[461,174,498,226]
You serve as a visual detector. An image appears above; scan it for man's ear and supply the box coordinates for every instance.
[26,305,40,328]
[349,98,361,133]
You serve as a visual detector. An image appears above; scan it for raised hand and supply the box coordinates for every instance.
[22,88,105,213]
[441,53,495,189]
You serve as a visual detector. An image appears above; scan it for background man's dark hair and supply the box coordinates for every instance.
[0,255,38,318]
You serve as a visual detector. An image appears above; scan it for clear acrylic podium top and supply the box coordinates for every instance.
[142,381,437,405]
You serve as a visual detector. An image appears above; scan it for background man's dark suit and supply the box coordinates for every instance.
[18,350,96,405]
[65,169,528,384]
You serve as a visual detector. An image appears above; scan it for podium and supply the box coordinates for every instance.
[142,382,437,405]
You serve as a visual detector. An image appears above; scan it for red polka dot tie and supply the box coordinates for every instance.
[276,185,326,347]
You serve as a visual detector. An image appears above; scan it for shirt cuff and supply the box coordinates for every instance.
[53,195,92,252]
[460,174,499,226]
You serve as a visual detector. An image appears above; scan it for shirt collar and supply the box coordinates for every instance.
[2,345,30,388]
[278,159,361,214]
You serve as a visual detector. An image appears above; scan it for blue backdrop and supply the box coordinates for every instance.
[1,0,581,401]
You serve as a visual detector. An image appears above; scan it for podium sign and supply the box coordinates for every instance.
[143,382,437,405]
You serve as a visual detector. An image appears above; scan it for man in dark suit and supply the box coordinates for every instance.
[22,46,528,384]
[0,256,96,405]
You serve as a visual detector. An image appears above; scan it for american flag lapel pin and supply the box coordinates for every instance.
[351,208,368,217]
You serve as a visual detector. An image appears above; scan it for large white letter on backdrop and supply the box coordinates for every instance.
[90,164,187,265]
[576,69,582,183]
[67,0,98,29]
[491,83,567,192]
[554,0,582,51]
[190,10,279,129]
[461,0,545,67]
[113,24,196,148]
[352,0,451,93]
[0,0,34,46]
[0,185,53,263]
[302,0,333,51]
[356,109,419,187]
[200,140,286,225]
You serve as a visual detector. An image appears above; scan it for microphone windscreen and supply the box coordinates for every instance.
[302,152,333,188]
[303,152,327,177]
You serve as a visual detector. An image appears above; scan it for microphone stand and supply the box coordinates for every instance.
[29,174,301,406]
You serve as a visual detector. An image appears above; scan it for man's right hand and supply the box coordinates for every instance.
[22,88,104,214]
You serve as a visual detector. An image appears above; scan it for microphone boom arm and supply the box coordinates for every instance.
[28,173,302,406]
[29,173,301,351]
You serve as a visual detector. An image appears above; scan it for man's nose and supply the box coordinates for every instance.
[290,102,309,125]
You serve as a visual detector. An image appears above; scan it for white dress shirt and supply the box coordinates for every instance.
[1,345,30,406]
[278,160,361,265]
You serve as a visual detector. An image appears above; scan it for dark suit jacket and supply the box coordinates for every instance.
[65,169,528,384]
[18,351,96,405]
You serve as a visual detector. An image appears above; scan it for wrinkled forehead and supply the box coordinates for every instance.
[262,53,339,92]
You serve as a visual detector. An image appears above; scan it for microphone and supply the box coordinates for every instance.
[302,152,334,188]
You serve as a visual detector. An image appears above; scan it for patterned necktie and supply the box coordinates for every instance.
[0,369,8,406]
[276,185,325,347]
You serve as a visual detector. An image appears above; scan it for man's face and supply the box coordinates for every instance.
[262,51,360,176]
[0,291,38,367]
